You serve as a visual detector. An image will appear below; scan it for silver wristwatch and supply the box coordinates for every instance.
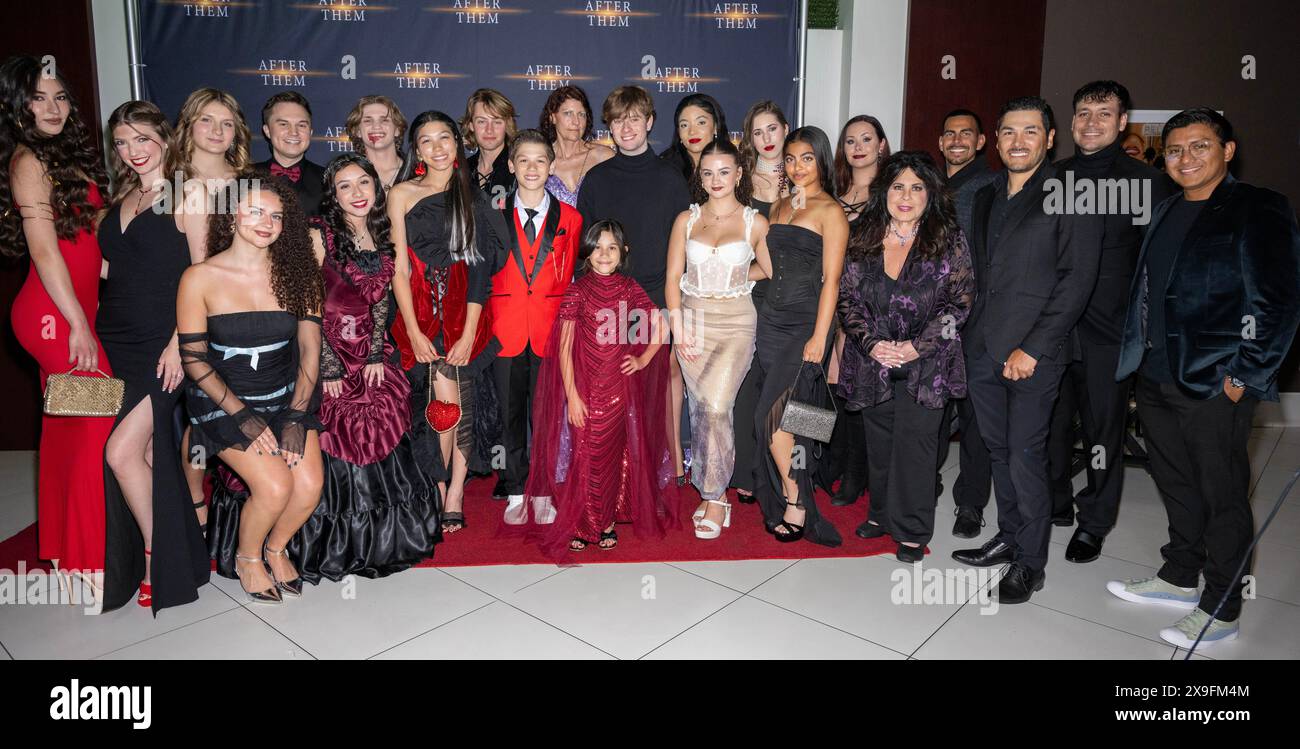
[1228,376,1246,389]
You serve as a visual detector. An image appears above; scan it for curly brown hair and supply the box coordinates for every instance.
[0,55,108,259]
[206,176,322,317]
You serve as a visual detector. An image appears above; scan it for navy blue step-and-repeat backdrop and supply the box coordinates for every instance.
[139,0,802,163]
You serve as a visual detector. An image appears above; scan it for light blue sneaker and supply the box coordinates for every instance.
[1106,576,1198,609]
[1159,609,1239,648]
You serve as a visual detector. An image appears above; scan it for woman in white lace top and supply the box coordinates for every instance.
[665,139,770,539]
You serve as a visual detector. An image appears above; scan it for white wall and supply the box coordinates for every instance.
[803,29,843,133]
[838,0,909,148]
[92,0,133,131]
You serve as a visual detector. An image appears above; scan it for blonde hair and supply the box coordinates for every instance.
[173,87,252,179]
[460,88,518,151]
[106,100,179,206]
[345,95,408,154]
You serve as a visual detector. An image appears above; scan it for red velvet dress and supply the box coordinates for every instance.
[9,181,113,576]
[520,272,677,560]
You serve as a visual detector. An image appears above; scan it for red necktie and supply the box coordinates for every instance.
[270,162,301,183]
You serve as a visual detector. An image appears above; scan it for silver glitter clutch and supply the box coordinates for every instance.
[779,362,837,443]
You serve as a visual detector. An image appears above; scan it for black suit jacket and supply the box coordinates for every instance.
[1052,151,1177,351]
[255,157,324,217]
[965,162,1103,364]
[1116,174,1300,400]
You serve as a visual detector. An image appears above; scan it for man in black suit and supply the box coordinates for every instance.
[952,96,1102,604]
[1109,108,1300,648]
[1047,81,1177,562]
[937,108,999,538]
[255,91,324,217]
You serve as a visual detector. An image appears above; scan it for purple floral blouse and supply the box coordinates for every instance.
[837,229,975,410]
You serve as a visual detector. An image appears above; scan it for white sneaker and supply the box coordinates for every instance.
[1106,576,1198,609]
[1159,608,1239,648]
[503,495,527,525]
[532,496,557,524]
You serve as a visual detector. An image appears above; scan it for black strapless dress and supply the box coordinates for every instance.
[729,198,772,493]
[753,224,840,546]
[182,311,324,578]
[96,206,209,613]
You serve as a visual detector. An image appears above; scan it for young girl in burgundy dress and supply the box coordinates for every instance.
[520,220,677,560]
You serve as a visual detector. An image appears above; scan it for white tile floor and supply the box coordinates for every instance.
[1,427,1296,660]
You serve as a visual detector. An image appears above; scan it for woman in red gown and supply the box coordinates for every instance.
[521,220,677,560]
[1,56,113,602]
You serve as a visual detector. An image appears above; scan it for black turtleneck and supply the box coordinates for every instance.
[1055,137,1178,347]
[576,147,690,306]
[1069,139,1125,178]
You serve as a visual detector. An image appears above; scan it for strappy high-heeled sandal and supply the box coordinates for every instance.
[137,548,152,608]
[263,544,303,598]
[694,499,732,540]
[235,554,282,604]
[193,498,208,536]
[773,500,805,543]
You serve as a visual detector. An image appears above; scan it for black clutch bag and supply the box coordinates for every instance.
[779,362,837,443]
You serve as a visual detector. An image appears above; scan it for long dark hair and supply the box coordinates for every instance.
[207,177,323,317]
[785,126,836,198]
[833,114,890,196]
[664,93,729,180]
[317,152,395,266]
[689,138,752,206]
[848,150,957,263]
[579,218,629,274]
[0,55,108,259]
[397,110,480,264]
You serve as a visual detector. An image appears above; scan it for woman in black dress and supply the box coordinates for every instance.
[97,101,210,612]
[731,101,790,502]
[387,111,506,534]
[751,127,848,545]
[177,179,325,603]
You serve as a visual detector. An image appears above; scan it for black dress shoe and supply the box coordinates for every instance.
[951,538,1014,567]
[491,480,509,501]
[855,521,888,539]
[1051,509,1075,527]
[1064,528,1104,563]
[896,543,924,563]
[952,506,984,539]
[997,562,1045,604]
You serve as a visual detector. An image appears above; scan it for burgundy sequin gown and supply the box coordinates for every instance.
[517,272,677,560]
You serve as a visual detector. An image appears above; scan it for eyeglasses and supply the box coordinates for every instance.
[1163,140,1217,161]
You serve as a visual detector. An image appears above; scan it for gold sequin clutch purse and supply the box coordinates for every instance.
[43,367,124,417]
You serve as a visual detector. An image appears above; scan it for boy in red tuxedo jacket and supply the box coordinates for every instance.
[492,130,583,523]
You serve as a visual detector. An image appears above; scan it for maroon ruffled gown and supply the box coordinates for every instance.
[515,271,677,561]
[291,228,441,583]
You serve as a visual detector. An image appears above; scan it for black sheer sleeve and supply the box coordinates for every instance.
[320,335,344,382]
[277,314,322,456]
[368,293,391,364]
[178,331,268,443]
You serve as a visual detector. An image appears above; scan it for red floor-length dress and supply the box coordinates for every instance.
[9,181,114,575]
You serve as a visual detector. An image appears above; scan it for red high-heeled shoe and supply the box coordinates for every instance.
[137,548,152,607]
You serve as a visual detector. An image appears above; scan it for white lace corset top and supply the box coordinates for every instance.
[680,204,757,299]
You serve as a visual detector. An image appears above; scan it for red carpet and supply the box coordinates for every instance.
[0,480,906,571]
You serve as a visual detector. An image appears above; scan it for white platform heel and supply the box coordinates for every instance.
[694,499,732,540]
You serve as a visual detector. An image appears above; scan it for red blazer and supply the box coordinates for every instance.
[489,191,581,357]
